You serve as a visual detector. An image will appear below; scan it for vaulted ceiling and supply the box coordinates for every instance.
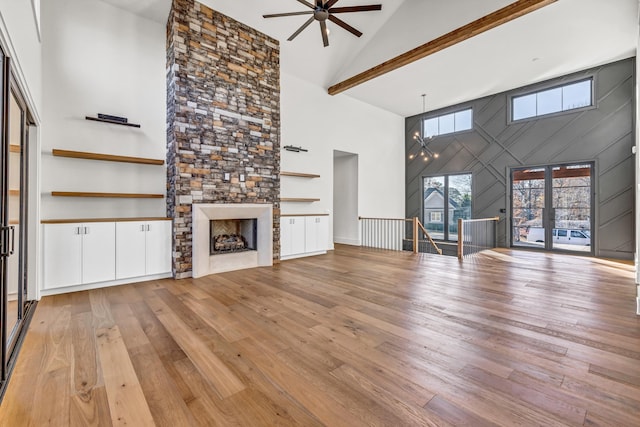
[99,0,638,117]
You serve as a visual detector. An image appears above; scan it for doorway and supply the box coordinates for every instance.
[333,151,358,246]
[1,53,37,400]
[511,162,594,254]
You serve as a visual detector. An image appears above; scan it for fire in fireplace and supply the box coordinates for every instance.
[210,218,257,255]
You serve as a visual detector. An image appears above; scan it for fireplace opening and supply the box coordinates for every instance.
[210,218,258,255]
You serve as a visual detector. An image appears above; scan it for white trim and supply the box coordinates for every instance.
[39,272,172,297]
[281,250,327,261]
[31,0,41,42]
[333,237,360,246]
[0,11,41,124]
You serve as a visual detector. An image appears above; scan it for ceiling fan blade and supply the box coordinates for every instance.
[329,5,382,13]
[296,0,316,9]
[287,16,315,41]
[320,20,329,47]
[325,0,340,8]
[328,15,362,37]
[263,11,314,18]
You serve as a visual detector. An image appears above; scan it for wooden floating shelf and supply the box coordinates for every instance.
[280,171,320,178]
[42,217,171,224]
[9,189,20,196]
[281,198,320,203]
[52,149,164,165]
[9,144,20,153]
[85,116,141,128]
[51,192,164,199]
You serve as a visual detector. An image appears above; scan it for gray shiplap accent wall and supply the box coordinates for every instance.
[406,58,635,259]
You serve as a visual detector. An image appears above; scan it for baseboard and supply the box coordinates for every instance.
[40,272,173,297]
[597,250,633,261]
[281,250,327,261]
[333,237,360,246]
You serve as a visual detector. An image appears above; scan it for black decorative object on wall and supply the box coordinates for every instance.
[284,145,308,153]
[85,114,140,128]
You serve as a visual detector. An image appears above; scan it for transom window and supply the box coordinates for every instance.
[424,108,473,138]
[512,78,593,121]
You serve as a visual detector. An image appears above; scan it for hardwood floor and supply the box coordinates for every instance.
[1,245,639,426]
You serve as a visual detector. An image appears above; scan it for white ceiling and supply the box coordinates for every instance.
[98,0,638,117]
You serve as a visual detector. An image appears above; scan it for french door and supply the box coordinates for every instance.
[0,51,36,399]
[511,162,594,254]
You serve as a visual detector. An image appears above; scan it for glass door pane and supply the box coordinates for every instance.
[448,174,472,242]
[423,176,445,240]
[5,89,26,352]
[512,168,546,248]
[551,164,592,253]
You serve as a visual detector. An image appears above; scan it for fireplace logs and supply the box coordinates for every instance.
[212,234,247,253]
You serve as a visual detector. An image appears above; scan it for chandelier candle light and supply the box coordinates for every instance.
[410,94,439,162]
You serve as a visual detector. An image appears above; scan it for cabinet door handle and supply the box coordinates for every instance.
[75,226,81,235]
[84,227,89,235]
[146,224,150,231]
[140,225,145,232]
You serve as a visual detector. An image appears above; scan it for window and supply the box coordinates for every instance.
[512,78,592,121]
[424,108,473,138]
[423,173,472,241]
[571,230,586,238]
[557,229,567,237]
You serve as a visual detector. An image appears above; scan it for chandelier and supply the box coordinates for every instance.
[409,94,439,161]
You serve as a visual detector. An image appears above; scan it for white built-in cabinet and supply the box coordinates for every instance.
[43,222,116,289]
[43,219,172,292]
[281,217,306,258]
[305,216,329,253]
[116,221,172,279]
[280,215,328,260]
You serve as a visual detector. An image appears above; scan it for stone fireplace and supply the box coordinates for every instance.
[166,0,280,278]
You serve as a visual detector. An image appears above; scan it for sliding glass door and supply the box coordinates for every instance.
[511,163,593,254]
[1,52,36,399]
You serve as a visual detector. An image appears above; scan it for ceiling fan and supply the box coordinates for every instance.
[263,0,382,47]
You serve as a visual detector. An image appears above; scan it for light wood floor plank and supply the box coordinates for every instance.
[96,325,155,426]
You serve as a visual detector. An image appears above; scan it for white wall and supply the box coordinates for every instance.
[40,0,166,220]
[280,73,405,249]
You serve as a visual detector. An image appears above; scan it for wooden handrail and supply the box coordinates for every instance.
[460,217,500,223]
[417,220,443,255]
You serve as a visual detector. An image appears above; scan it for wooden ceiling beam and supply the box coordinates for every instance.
[327,0,557,96]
